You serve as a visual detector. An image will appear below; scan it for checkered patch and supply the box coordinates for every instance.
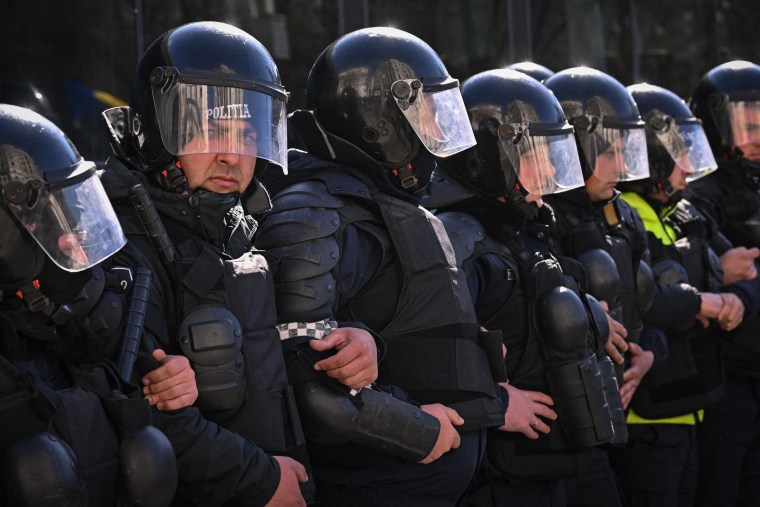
[277,319,338,341]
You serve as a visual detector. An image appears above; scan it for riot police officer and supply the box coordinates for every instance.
[427,68,616,507]
[542,66,656,507]
[257,27,509,506]
[100,22,331,506]
[614,81,760,507]
[101,20,416,506]
[686,60,760,507]
[0,104,179,507]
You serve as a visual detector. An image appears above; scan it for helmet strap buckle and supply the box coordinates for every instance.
[162,162,189,194]
[396,163,419,190]
[17,281,57,316]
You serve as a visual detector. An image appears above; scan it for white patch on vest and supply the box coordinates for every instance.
[207,104,252,119]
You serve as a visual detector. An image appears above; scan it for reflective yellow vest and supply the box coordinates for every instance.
[620,192,702,426]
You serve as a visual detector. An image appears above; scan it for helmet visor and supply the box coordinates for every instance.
[392,81,476,157]
[152,83,288,171]
[655,121,718,182]
[501,125,585,195]
[723,100,760,148]
[6,164,126,272]
[584,125,649,182]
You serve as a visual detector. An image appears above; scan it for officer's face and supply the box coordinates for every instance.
[729,103,760,162]
[58,233,88,265]
[668,164,690,192]
[585,140,626,202]
[585,172,615,202]
[518,149,557,196]
[178,119,257,194]
[417,95,446,142]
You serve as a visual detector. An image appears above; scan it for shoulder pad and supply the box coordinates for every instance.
[271,180,344,212]
[314,169,373,201]
[271,168,373,210]
[257,187,343,320]
[257,205,341,247]
[268,237,340,282]
[106,265,134,293]
[276,273,336,322]
[436,211,486,266]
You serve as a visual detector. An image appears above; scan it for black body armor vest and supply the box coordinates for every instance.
[689,161,760,247]
[553,197,647,347]
[335,181,505,432]
[439,211,615,479]
[686,161,760,364]
[542,196,635,444]
[632,200,724,419]
[0,307,172,507]
[161,220,305,455]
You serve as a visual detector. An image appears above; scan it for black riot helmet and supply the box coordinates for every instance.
[505,61,555,82]
[628,83,717,200]
[544,67,649,182]
[127,21,288,174]
[436,69,584,199]
[689,60,760,166]
[0,104,125,289]
[306,27,476,172]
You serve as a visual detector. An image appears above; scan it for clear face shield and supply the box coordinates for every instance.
[391,79,476,158]
[3,162,126,272]
[580,120,650,183]
[151,69,288,171]
[713,100,760,158]
[499,122,585,195]
[654,117,718,182]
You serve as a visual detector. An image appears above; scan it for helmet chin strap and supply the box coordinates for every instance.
[389,141,435,196]
[505,184,539,220]
[393,163,420,191]
[655,180,682,205]
[391,163,429,197]
[159,159,189,194]
[16,281,58,316]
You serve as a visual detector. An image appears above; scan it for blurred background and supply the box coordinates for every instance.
[2,0,758,165]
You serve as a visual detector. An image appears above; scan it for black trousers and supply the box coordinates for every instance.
[563,447,622,507]
[610,423,698,507]
[696,373,760,507]
[462,454,566,507]
[310,429,485,507]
